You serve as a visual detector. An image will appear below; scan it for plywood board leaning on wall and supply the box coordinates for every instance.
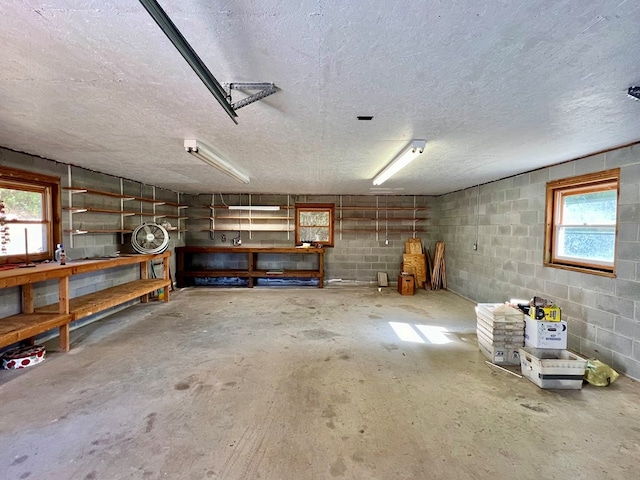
[405,238,423,254]
[403,253,426,288]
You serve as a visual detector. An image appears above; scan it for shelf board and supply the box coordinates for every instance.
[178,270,252,278]
[340,228,427,233]
[206,205,294,210]
[337,206,427,211]
[64,186,135,200]
[65,229,133,235]
[202,228,294,232]
[208,216,293,221]
[339,216,427,221]
[64,206,137,216]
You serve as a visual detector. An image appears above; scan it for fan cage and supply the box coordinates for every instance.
[131,223,170,254]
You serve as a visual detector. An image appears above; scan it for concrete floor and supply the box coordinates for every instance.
[1,286,639,480]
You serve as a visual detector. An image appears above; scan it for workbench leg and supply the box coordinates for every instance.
[163,256,170,302]
[57,277,71,351]
[140,260,150,303]
[318,252,324,288]
[21,286,37,345]
[22,283,35,314]
[59,324,70,352]
[58,277,69,314]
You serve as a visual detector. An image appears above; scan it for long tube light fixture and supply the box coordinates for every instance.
[184,139,250,184]
[372,139,427,185]
[228,205,280,211]
[138,0,238,124]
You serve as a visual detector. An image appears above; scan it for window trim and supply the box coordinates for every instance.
[0,166,61,264]
[295,203,335,247]
[544,168,620,277]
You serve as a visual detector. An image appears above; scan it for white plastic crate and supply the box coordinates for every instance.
[477,329,523,365]
[475,303,525,329]
[477,315,525,343]
[519,347,587,389]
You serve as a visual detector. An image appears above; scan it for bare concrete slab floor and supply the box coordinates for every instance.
[1,287,639,480]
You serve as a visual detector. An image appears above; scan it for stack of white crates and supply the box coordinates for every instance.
[520,306,587,389]
[475,303,525,365]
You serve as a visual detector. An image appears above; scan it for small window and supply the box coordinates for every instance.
[295,203,334,247]
[0,166,61,264]
[544,168,619,275]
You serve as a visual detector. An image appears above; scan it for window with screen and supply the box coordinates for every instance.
[544,168,619,275]
[0,166,61,264]
[295,203,334,247]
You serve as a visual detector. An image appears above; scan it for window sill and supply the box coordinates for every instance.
[543,262,616,278]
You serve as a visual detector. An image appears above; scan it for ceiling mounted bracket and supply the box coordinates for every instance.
[629,86,640,101]
[223,83,277,110]
[138,0,238,124]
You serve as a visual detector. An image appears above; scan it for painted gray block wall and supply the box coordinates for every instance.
[0,148,185,328]
[185,194,436,284]
[434,143,640,380]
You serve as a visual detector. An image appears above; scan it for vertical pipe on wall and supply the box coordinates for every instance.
[120,178,125,245]
[375,196,379,242]
[210,194,215,241]
[67,165,73,248]
[412,195,417,238]
[248,193,252,240]
[339,195,343,241]
[475,184,480,250]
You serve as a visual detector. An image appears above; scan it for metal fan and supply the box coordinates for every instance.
[131,222,169,254]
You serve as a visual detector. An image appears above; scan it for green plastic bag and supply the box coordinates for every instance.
[584,359,619,386]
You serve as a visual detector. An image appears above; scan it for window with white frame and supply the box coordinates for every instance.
[0,166,61,264]
[544,168,619,275]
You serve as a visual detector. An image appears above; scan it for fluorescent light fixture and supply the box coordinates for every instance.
[184,139,250,184]
[372,139,427,185]
[228,205,280,211]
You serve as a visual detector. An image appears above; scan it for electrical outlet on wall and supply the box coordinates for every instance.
[473,243,478,250]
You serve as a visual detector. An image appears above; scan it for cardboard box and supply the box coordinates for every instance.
[519,347,587,389]
[524,318,568,349]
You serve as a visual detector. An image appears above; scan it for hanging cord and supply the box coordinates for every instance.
[150,260,157,278]
[475,185,480,249]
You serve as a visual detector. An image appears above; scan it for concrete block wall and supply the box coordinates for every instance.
[433,143,640,380]
[185,193,436,284]
[0,148,185,334]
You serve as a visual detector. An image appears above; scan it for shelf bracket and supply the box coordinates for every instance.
[223,83,277,111]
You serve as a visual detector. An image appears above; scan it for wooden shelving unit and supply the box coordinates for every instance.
[206,200,294,239]
[64,166,188,246]
[336,198,428,240]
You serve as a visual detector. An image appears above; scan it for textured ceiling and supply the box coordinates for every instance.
[0,0,639,195]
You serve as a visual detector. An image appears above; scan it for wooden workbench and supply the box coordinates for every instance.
[0,252,171,352]
[176,246,324,288]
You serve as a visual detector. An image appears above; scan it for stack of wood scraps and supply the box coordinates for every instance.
[430,241,446,290]
[402,238,426,288]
